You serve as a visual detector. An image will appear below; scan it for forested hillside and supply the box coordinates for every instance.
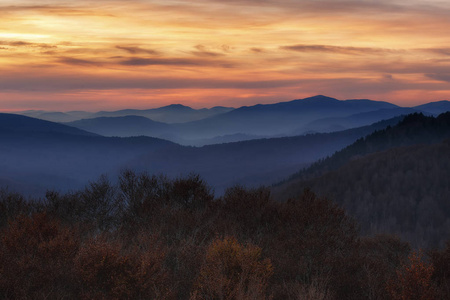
[1,172,448,300]
[277,140,450,248]
[284,112,450,181]
[276,113,450,248]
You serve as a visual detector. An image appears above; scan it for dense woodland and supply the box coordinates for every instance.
[278,140,450,249]
[277,113,450,248]
[284,112,450,181]
[1,171,449,299]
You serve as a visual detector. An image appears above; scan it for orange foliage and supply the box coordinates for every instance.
[191,236,273,300]
[429,241,450,298]
[74,235,170,300]
[387,251,437,300]
[2,173,448,300]
[0,213,79,299]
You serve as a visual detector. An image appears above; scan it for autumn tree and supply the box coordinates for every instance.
[74,234,170,300]
[429,240,450,298]
[0,213,79,299]
[387,250,437,300]
[191,237,273,300]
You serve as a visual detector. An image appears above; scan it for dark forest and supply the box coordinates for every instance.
[1,170,448,299]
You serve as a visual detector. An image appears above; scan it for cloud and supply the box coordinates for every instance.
[426,73,450,82]
[221,45,232,53]
[115,45,159,55]
[281,44,397,55]
[200,0,450,16]
[120,58,206,66]
[0,72,302,91]
[250,48,264,53]
[0,40,57,49]
[57,57,104,67]
[191,44,224,57]
[58,55,226,68]
[0,4,115,17]
[293,58,450,77]
[421,48,450,56]
[120,57,235,68]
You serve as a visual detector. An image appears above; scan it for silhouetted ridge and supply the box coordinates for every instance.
[0,113,98,136]
[67,115,172,137]
[156,104,194,112]
[286,112,450,181]
[413,100,450,115]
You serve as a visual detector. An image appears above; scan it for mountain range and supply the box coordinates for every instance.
[18,104,233,123]
[0,111,400,196]
[13,96,450,145]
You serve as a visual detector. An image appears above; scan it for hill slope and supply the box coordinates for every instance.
[171,95,399,140]
[67,115,173,137]
[277,140,450,248]
[413,100,450,115]
[0,115,180,195]
[0,113,98,136]
[0,114,398,196]
[126,117,401,193]
[283,112,450,181]
[275,112,450,248]
[299,107,423,134]
[16,104,234,124]
[92,104,234,123]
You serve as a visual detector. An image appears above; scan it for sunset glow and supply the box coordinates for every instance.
[1,0,450,111]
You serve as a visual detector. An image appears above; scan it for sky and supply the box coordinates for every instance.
[0,0,449,111]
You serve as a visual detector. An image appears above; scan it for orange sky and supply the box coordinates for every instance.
[1,0,449,111]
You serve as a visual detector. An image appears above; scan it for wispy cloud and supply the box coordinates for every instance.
[191,44,224,57]
[0,72,301,91]
[116,45,159,55]
[0,4,116,17]
[120,57,235,68]
[426,73,450,83]
[57,57,104,67]
[0,40,57,49]
[250,48,265,53]
[281,44,399,55]
[420,48,450,56]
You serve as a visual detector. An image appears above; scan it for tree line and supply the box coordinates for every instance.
[0,170,449,299]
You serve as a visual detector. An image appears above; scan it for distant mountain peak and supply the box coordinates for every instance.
[281,95,340,107]
[160,104,193,110]
[164,104,190,108]
[310,94,335,99]
[302,95,338,101]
